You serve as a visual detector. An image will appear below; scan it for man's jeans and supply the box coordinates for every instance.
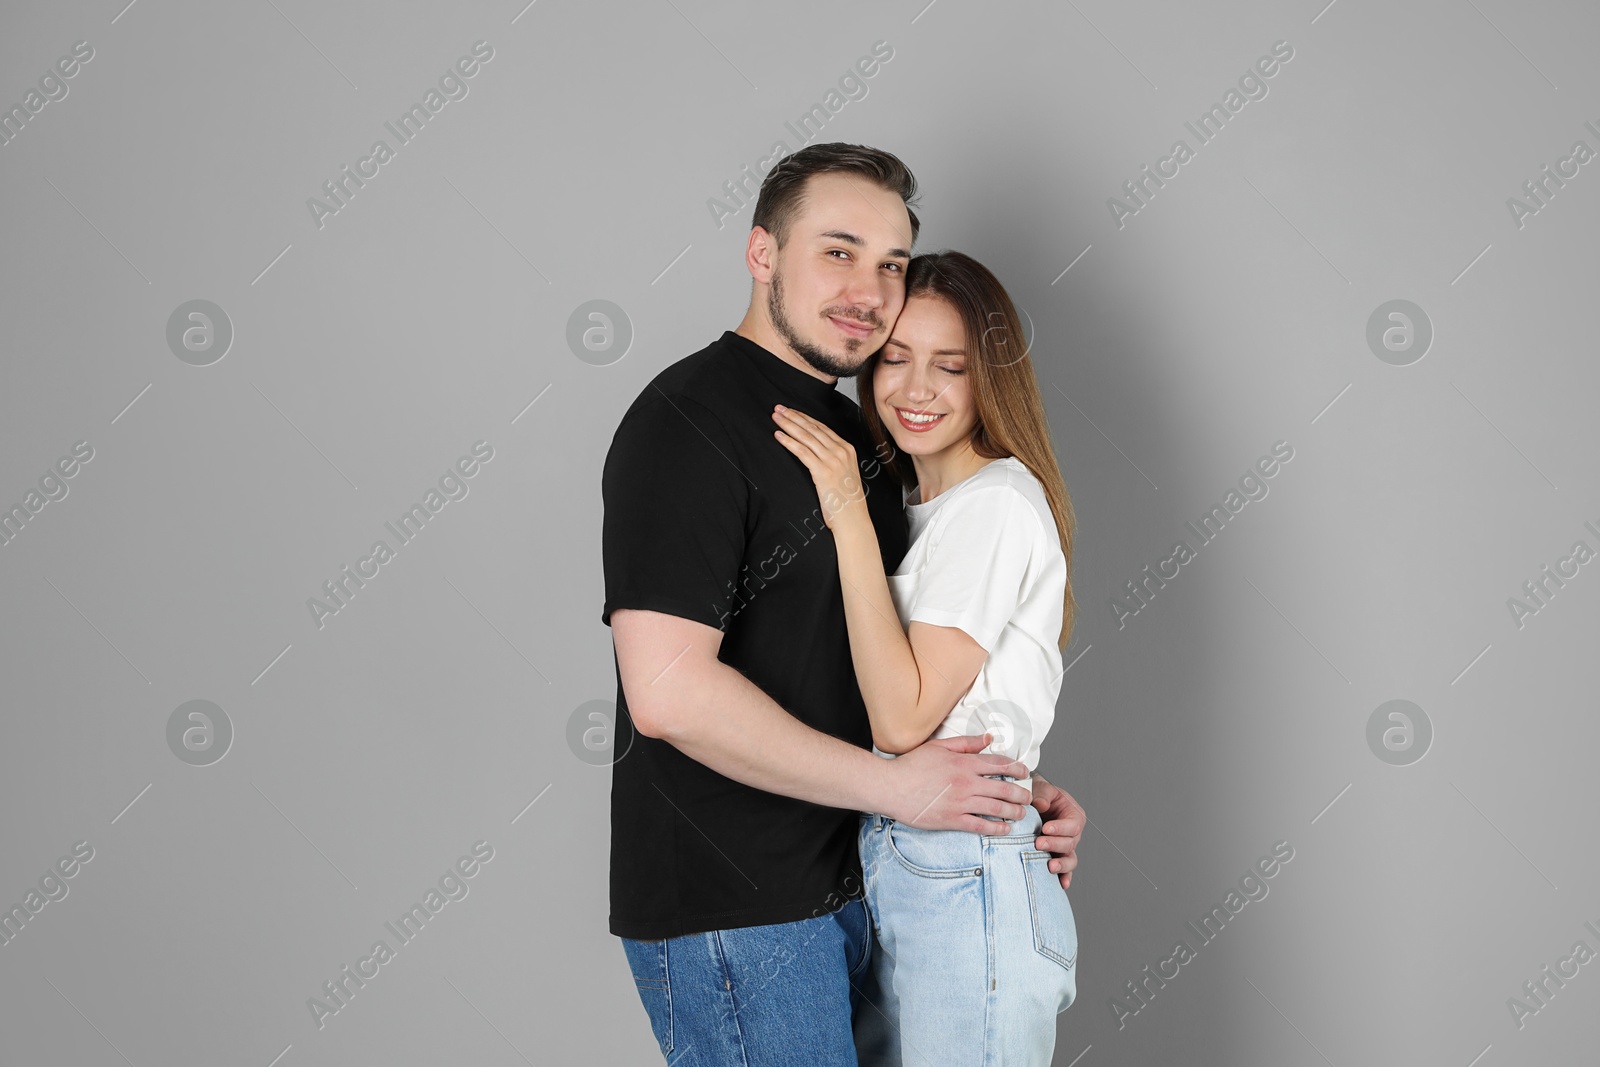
[619,894,872,1065]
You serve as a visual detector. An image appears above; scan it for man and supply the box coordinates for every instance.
[601,142,1086,1064]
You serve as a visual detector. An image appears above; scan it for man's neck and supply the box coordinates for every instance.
[734,310,838,387]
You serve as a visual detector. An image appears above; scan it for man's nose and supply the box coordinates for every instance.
[842,268,885,313]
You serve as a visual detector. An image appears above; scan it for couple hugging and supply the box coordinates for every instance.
[602,141,1085,1066]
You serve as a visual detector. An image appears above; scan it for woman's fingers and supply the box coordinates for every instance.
[773,406,853,463]
[772,407,831,455]
[771,410,824,464]
[771,422,823,468]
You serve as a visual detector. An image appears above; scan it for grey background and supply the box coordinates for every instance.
[1,0,1595,1063]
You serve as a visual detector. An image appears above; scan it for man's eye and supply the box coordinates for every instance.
[883,262,904,273]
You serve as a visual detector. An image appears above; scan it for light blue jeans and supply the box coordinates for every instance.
[853,799,1078,1067]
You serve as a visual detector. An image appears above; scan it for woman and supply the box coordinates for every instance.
[770,250,1080,1065]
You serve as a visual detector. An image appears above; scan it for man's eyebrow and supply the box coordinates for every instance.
[819,230,911,260]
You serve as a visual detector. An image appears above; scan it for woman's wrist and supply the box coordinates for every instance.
[832,509,877,551]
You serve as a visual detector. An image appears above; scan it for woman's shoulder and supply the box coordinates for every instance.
[940,459,1051,533]
[946,458,1067,556]
[962,457,1048,509]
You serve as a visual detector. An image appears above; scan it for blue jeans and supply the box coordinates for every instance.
[619,893,873,1065]
[853,803,1078,1067]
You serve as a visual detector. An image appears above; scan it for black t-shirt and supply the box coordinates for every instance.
[601,329,909,940]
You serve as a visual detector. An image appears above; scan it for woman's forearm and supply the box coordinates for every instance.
[833,519,947,751]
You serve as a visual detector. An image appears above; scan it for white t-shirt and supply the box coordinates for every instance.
[871,456,1067,792]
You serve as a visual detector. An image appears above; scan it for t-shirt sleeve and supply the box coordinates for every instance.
[601,392,751,631]
[904,486,1037,653]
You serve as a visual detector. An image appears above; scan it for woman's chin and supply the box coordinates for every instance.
[892,433,940,456]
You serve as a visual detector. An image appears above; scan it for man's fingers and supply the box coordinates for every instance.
[1035,832,1080,857]
[973,777,1031,806]
[1043,851,1078,875]
[951,794,1028,823]
[1035,830,1081,851]
[927,731,992,753]
[971,754,1028,782]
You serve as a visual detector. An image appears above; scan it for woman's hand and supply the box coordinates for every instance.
[771,404,870,532]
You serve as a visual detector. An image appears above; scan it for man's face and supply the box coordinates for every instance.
[762,172,913,378]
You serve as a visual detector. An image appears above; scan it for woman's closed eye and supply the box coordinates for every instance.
[879,358,964,374]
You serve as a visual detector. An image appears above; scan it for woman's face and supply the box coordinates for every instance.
[873,294,979,460]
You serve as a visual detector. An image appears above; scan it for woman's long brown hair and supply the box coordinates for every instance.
[857,250,1078,650]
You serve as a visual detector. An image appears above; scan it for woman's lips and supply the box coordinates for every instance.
[893,407,947,433]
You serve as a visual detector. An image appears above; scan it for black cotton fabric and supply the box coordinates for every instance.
[601,330,909,939]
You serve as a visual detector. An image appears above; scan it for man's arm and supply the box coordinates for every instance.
[612,608,1034,833]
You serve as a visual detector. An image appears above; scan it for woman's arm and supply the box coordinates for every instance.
[772,405,987,753]
[831,520,988,752]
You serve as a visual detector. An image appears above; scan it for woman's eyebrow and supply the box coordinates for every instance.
[881,338,967,357]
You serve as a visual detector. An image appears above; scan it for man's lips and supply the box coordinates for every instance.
[830,315,876,339]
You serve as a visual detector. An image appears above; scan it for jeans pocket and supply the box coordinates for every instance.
[1021,850,1078,974]
[620,937,674,1056]
[885,821,984,879]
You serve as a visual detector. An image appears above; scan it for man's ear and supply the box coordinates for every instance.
[746,225,777,284]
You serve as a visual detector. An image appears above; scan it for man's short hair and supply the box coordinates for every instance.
[751,142,921,249]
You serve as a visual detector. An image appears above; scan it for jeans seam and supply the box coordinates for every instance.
[660,938,675,1054]
[846,896,872,981]
[710,929,753,1067]
[623,937,675,1056]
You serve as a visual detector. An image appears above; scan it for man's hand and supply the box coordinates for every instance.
[880,732,1031,833]
[1031,773,1085,890]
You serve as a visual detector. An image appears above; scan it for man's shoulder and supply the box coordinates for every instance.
[617,333,746,424]
[604,335,751,467]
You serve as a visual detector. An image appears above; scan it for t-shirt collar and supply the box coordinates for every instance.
[723,330,845,406]
[905,458,1011,537]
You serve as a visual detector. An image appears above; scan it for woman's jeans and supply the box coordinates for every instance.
[853,800,1078,1067]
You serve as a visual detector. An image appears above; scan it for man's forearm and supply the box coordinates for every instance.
[650,658,891,814]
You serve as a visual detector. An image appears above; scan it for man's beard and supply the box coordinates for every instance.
[768,269,878,379]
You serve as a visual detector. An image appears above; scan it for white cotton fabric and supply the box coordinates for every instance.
[872,456,1067,791]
